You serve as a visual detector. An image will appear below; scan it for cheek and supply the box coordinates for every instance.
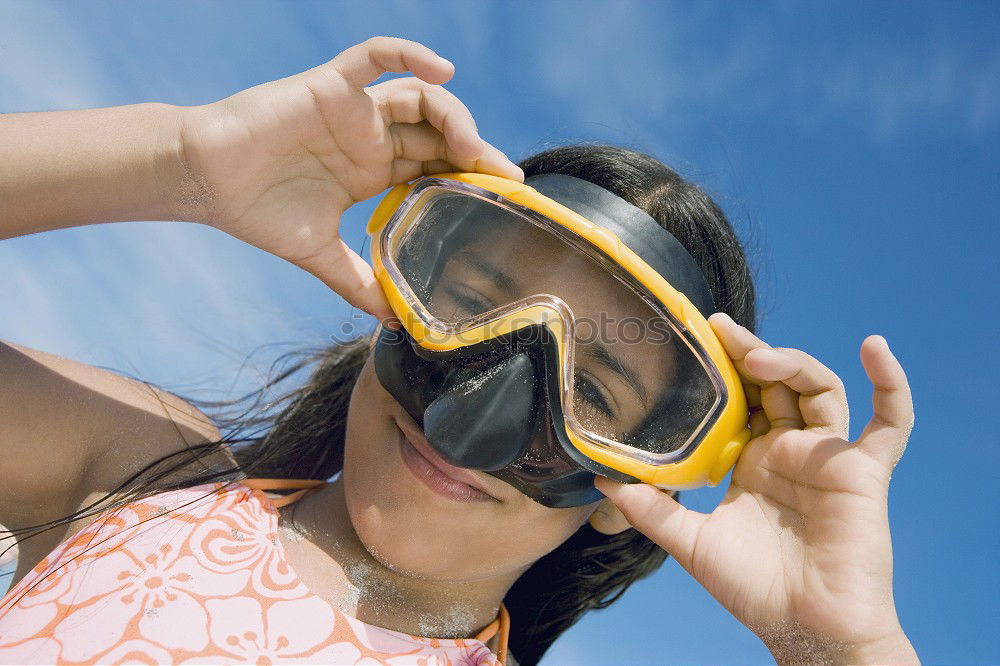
[342,360,594,582]
[492,503,595,574]
[342,365,408,550]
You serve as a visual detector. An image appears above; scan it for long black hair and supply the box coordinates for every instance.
[500,144,757,663]
[1,144,757,664]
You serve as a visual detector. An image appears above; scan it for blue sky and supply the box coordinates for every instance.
[1,1,997,663]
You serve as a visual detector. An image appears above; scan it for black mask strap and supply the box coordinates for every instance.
[525,174,715,317]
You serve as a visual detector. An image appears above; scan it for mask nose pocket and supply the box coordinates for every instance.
[373,326,441,424]
[423,353,538,471]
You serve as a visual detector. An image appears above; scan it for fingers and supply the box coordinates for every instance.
[390,159,454,183]
[389,122,524,182]
[709,312,850,438]
[291,236,395,324]
[374,79,483,160]
[745,348,850,438]
[370,79,524,181]
[595,477,704,572]
[708,313,806,431]
[330,36,455,90]
[309,37,524,181]
[856,335,914,469]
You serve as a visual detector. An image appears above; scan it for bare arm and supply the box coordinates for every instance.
[0,104,221,561]
[0,338,229,589]
[0,102,194,240]
[0,340,224,527]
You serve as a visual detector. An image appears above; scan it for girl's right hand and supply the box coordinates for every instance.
[176,36,523,321]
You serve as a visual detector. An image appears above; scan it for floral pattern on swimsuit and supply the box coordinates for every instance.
[0,482,503,665]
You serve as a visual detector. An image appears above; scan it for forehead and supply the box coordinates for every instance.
[458,219,659,323]
[451,226,678,392]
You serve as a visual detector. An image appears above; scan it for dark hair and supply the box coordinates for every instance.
[1,144,757,665]
[502,144,757,663]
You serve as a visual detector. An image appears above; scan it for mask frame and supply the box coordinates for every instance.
[366,173,751,501]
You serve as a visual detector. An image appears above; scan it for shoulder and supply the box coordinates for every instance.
[1,337,223,441]
[0,339,235,580]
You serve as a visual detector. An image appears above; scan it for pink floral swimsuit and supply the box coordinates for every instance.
[0,480,508,665]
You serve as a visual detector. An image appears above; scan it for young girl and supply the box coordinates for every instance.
[0,37,917,664]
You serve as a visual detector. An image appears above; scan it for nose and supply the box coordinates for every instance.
[423,353,539,471]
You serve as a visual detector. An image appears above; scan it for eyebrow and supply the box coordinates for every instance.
[586,344,649,407]
[459,250,649,407]
[456,251,517,296]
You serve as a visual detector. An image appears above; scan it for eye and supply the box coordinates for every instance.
[574,372,617,420]
[443,285,497,316]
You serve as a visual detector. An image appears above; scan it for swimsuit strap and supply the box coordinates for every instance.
[240,477,510,664]
[473,603,509,665]
[239,477,327,508]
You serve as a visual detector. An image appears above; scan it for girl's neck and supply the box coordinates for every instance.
[276,477,517,639]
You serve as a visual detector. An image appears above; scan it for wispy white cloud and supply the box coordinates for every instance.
[807,37,1000,142]
[526,1,998,143]
[0,177,299,394]
[963,47,999,135]
[0,1,351,398]
[0,1,118,110]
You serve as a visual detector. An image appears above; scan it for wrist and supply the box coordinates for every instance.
[155,103,213,224]
[840,630,918,665]
[1,102,200,239]
[762,623,917,666]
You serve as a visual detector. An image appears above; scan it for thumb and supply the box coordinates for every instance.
[595,477,705,571]
[292,237,395,324]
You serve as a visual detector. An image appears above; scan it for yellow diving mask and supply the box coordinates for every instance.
[367,172,750,507]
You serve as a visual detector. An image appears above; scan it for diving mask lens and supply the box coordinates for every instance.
[382,182,726,465]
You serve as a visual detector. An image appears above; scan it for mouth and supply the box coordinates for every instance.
[393,413,502,504]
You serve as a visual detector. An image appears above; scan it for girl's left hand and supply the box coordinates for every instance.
[596,313,919,664]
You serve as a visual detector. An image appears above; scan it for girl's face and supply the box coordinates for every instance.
[342,223,657,582]
[343,356,597,582]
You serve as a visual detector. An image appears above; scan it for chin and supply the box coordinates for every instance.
[341,361,507,581]
[341,357,592,582]
[342,450,504,582]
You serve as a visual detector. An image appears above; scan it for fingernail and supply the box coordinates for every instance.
[593,475,622,492]
[751,348,784,365]
[710,312,734,326]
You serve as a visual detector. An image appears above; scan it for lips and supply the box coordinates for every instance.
[393,414,503,503]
